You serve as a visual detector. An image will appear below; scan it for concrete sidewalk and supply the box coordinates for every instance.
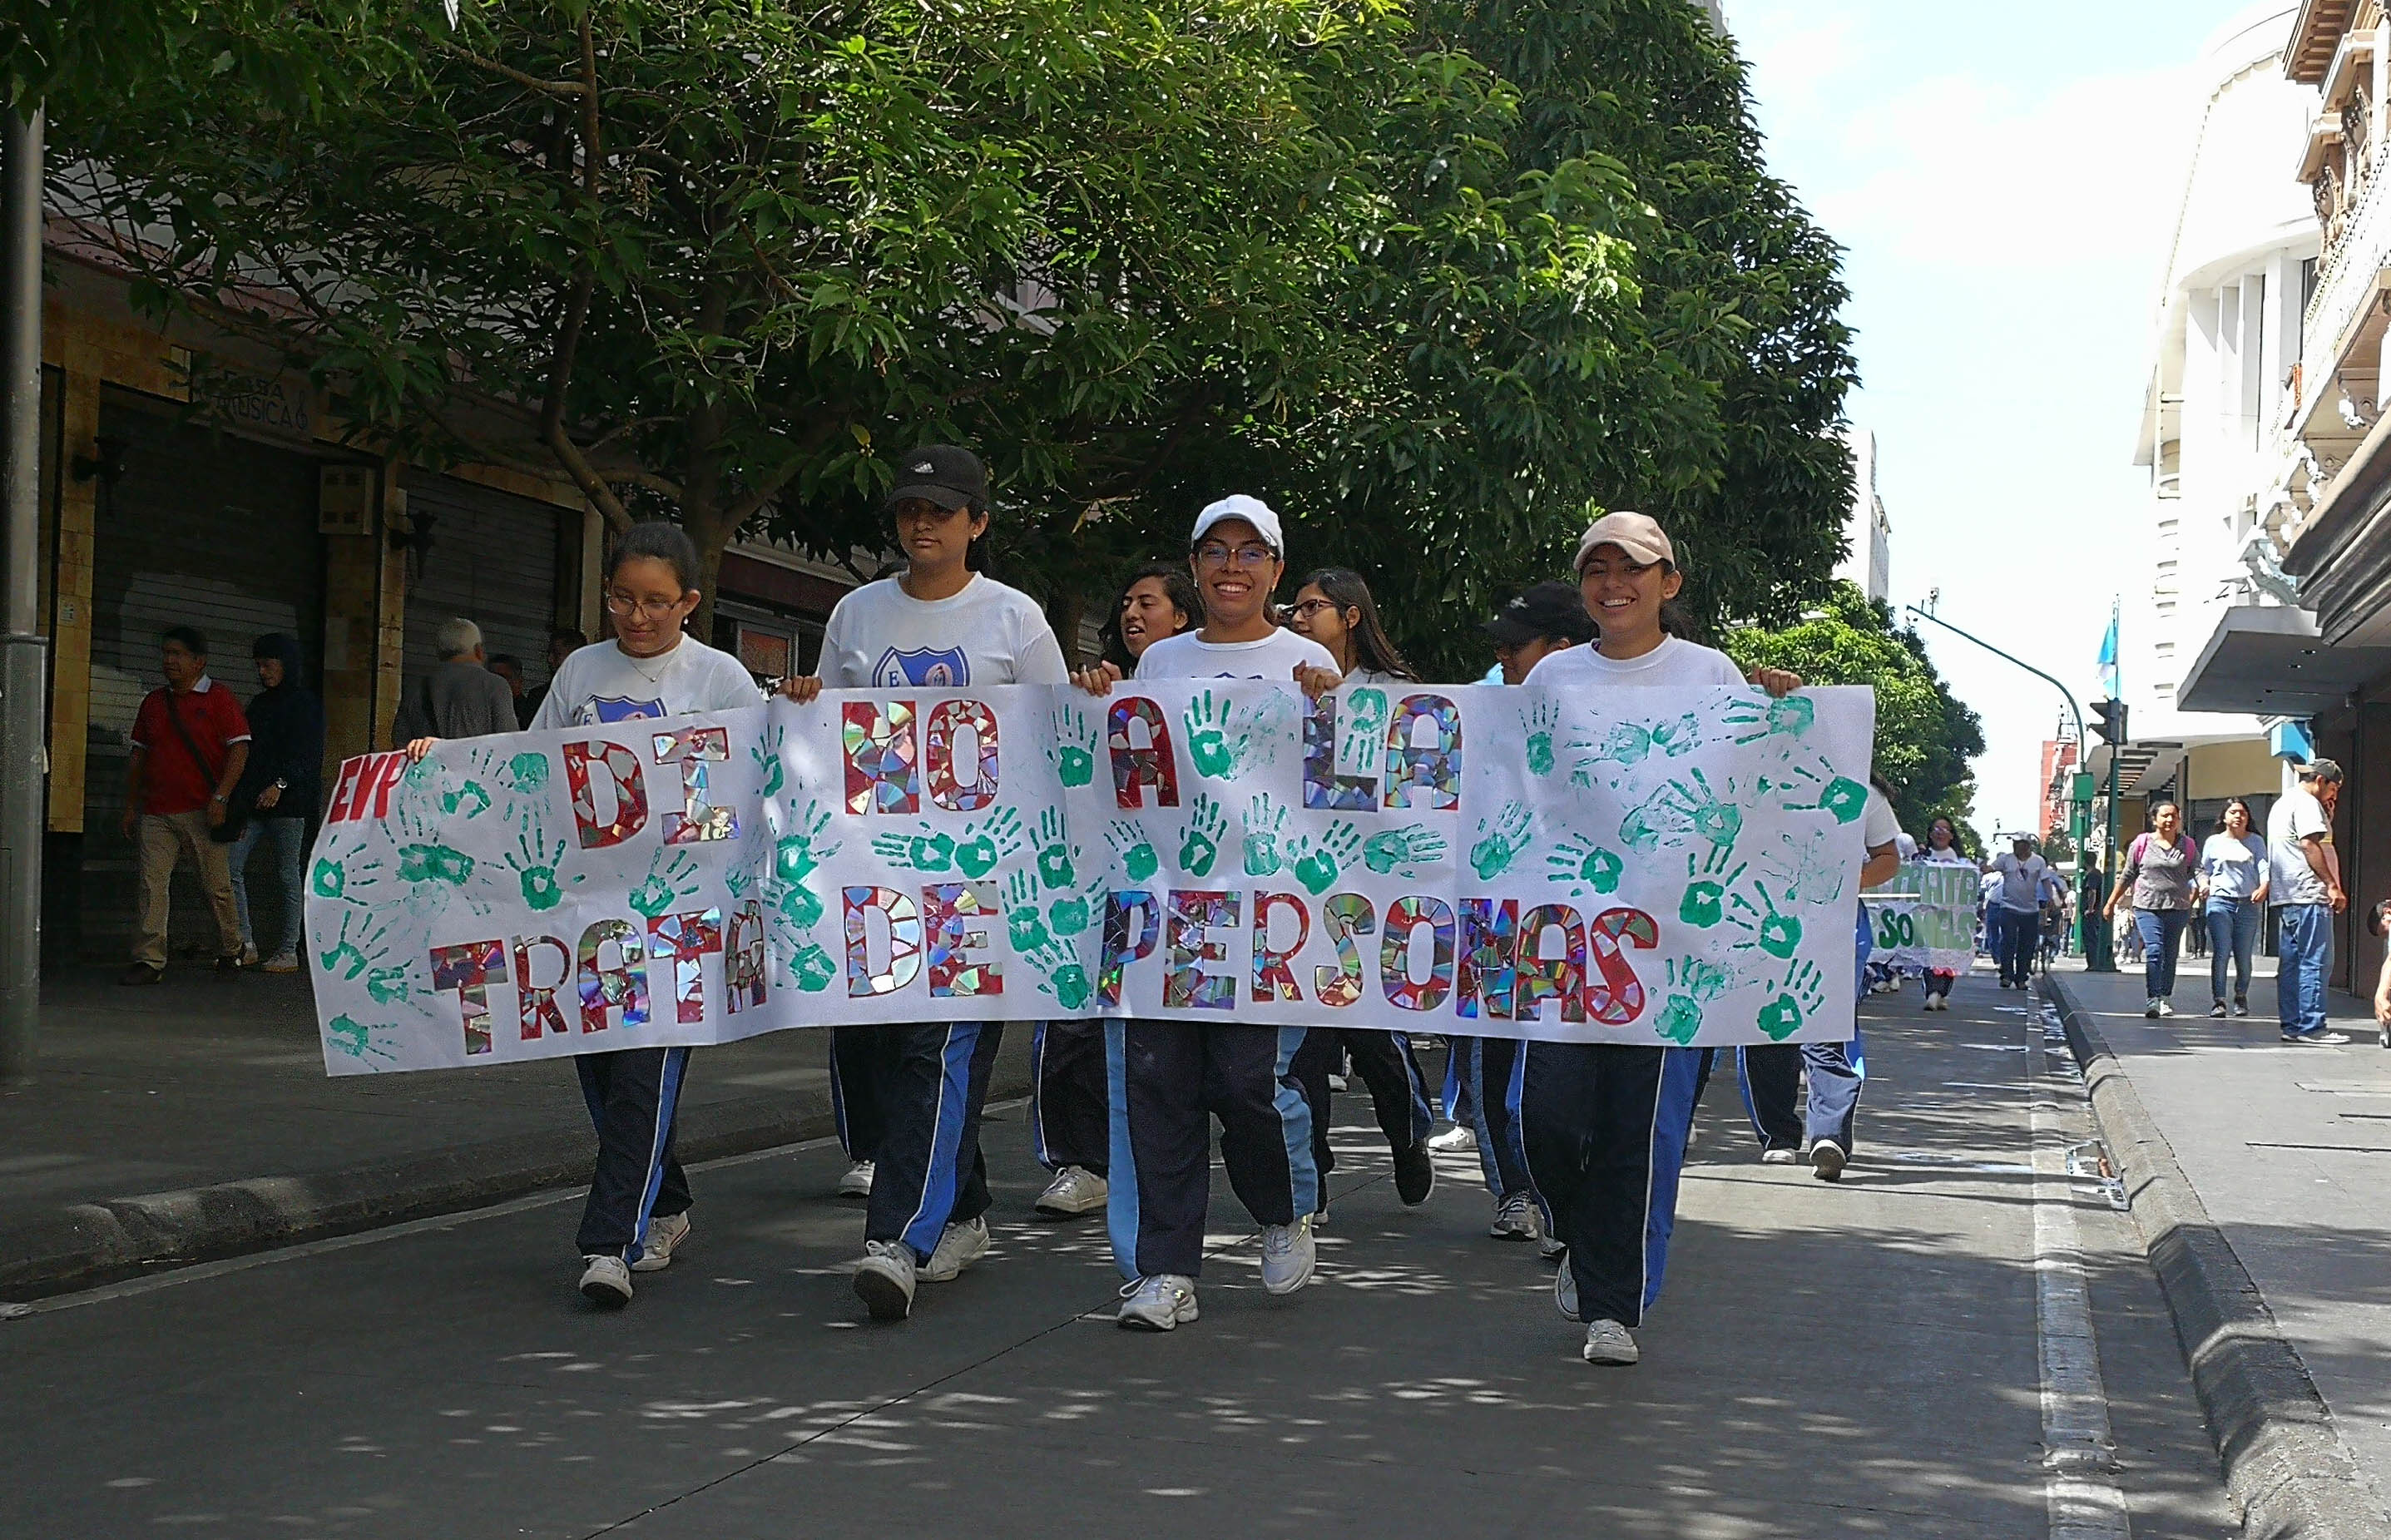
[0,967,1027,1300]
[2045,956,2391,1538]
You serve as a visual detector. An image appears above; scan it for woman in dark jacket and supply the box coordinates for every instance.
[230,633,324,972]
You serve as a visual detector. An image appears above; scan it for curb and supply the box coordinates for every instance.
[2041,971,2387,1540]
[0,1062,1030,1303]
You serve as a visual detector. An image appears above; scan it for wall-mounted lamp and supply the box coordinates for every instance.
[70,435,128,484]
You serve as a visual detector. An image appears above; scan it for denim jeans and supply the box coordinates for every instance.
[2134,909,2188,1000]
[2276,903,2334,1037]
[2205,899,2262,1003]
[229,815,308,958]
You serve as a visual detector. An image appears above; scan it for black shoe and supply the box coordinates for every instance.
[118,963,163,987]
[213,953,245,974]
[1394,1140,1435,1206]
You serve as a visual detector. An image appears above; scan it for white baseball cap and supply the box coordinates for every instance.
[1189,494,1285,557]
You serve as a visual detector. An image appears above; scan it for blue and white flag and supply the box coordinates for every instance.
[2096,607,2119,696]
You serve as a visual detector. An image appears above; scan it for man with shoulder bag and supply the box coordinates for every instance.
[121,626,250,985]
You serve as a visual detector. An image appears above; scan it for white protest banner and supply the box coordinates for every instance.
[1859,862,1978,974]
[306,682,1876,1074]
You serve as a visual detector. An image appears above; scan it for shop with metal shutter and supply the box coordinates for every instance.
[397,471,568,715]
[77,388,327,961]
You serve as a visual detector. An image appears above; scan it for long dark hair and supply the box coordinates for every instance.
[2219,797,2253,835]
[1298,567,1418,681]
[1100,560,1203,672]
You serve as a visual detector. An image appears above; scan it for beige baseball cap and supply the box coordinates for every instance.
[1573,510,1675,572]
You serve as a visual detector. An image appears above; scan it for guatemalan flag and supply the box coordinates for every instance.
[2096,607,2120,696]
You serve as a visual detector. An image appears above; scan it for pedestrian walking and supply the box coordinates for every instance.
[2106,804,2195,1018]
[519,626,587,728]
[226,633,323,974]
[120,626,250,985]
[1087,493,1342,1334]
[2196,799,2267,1018]
[1916,815,1971,1011]
[1285,567,1438,1220]
[1984,838,2050,989]
[2270,759,2349,1044]
[2367,899,2391,1050]
[782,446,1072,1322]
[394,617,521,750]
[1519,510,1802,1368]
[1027,563,1202,1222]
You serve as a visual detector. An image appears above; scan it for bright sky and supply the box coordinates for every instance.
[1731,0,2267,839]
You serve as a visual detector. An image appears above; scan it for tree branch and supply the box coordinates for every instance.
[432,38,588,97]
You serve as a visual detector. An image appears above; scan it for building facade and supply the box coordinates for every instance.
[1834,426,1891,604]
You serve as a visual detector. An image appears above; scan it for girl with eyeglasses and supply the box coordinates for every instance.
[780,445,1072,1324]
[1284,568,1440,1223]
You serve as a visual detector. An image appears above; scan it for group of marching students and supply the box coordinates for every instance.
[404,446,1903,1369]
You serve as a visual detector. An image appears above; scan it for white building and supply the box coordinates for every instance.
[2113,2,2315,828]
[1835,426,1890,603]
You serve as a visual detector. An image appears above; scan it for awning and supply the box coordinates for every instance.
[2175,605,2391,714]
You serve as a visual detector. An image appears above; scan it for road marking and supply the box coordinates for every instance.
[2027,998,2132,1540]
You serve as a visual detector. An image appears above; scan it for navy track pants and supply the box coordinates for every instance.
[1291,1028,1435,1190]
[574,1046,693,1262]
[864,1023,1004,1261]
[1031,1020,1109,1176]
[1520,1042,1702,1328]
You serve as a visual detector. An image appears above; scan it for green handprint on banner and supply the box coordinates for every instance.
[1108,820,1159,884]
[1678,855,1750,929]
[1726,882,1804,960]
[1755,959,1827,1041]
[1021,938,1094,1011]
[309,835,381,904]
[503,751,552,795]
[396,840,477,887]
[750,724,786,800]
[1032,807,1082,891]
[325,1013,398,1065]
[1656,957,1736,1044]
[790,943,837,993]
[1651,712,1701,759]
[440,779,493,820]
[772,800,839,929]
[1762,829,1848,907]
[1470,801,1535,881]
[1176,794,1227,878]
[364,963,415,1007]
[1520,699,1560,779]
[1342,689,1389,777]
[1621,770,1744,864]
[1364,823,1448,878]
[1183,691,1252,780]
[1242,793,1289,878]
[872,824,958,874]
[1546,834,1624,897]
[1290,821,1362,896]
[319,912,392,983]
[953,809,1024,878]
[1048,708,1099,789]
[1004,869,1052,953]
[1570,721,1655,786]
[1765,759,1870,824]
[1047,874,1106,938]
[505,814,582,912]
[1721,691,1814,745]
[629,848,700,919]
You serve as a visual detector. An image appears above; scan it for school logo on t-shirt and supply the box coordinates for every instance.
[576,695,667,725]
[872,647,969,687]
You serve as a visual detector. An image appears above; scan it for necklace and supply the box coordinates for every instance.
[618,641,679,685]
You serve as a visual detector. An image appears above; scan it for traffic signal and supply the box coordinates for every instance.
[2092,699,2129,745]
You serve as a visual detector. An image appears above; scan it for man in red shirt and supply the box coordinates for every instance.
[122,626,251,984]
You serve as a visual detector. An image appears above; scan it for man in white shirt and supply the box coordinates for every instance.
[2270,759,2349,1044]
[1985,839,2048,989]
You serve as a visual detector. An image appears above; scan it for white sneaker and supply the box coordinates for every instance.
[1426,1124,1478,1153]
[1489,1192,1539,1241]
[918,1216,989,1282]
[837,1160,875,1199]
[1260,1216,1315,1295]
[1117,1274,1200,1331]
[2157,999,2176,1018]
[1538,1231,1567,1261]
[853,1239,917,1320]
[578,1254,632,1308]
[1328,1073,1349,1092]
[630,1211,689,1273]
[1811,1138,1847,1182]
[2145,999,2161,1018]
[239,942,260,968]
[1582,1318,1640,1365]
[1036,1166,1108,1217]
[1760,1146,1798,1166]
[262,951,299,974]
[1554,1256,1580,1321]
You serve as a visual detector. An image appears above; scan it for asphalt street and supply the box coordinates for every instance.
[3,975,2234,1540]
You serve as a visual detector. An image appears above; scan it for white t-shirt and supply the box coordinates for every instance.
[1522,635,1747,690]
[531,636,762,728]
[1136,626,1339,681]
[818,573,1069,689]
[2199,831,2268,903]
[2268,786,2334,907]
[1990,852,2048,914]
[1861,787,1900,853]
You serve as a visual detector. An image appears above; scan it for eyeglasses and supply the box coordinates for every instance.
[1195,542,1277,571]
[1290,598,1340,620]
[605,590,690,621]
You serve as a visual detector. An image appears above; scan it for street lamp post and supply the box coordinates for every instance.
[1902,605,2112,973]
[0,108,43,1084]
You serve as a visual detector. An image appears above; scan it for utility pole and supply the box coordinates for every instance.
[1902,605,2110,969]
[0,107,45,1085]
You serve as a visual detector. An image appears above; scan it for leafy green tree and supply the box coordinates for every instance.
[1720,582,1987,840]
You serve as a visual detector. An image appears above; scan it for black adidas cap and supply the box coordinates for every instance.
[1483,581,1595,646]
[885,444,989,513]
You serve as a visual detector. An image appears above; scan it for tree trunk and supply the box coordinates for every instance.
[1046,584,1087,669]
[683,502,736,655]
